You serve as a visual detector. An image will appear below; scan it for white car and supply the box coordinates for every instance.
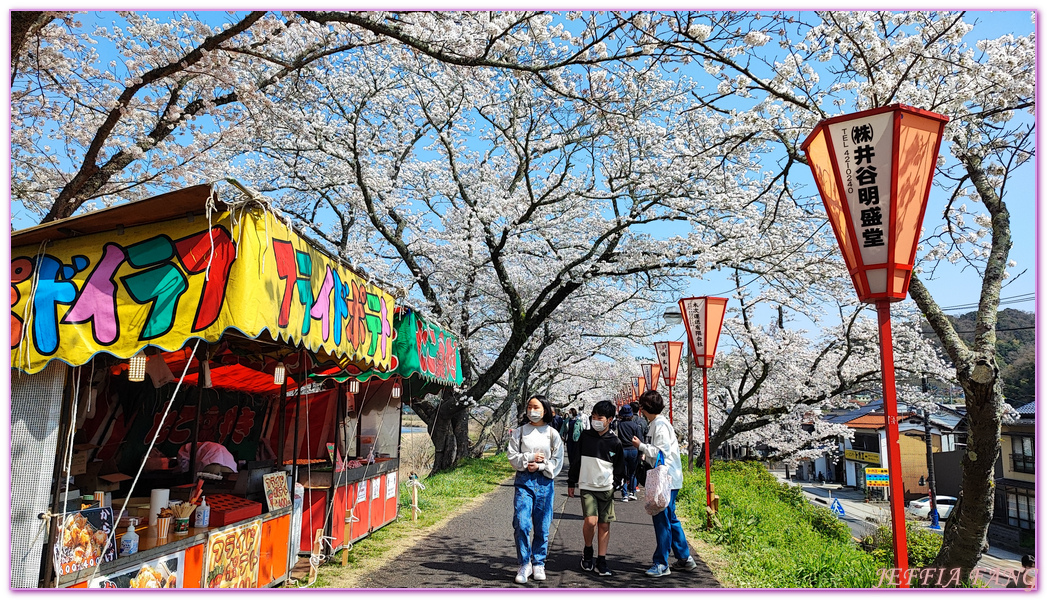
[907,495,957,519]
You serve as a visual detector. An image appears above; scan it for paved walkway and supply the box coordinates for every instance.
[355,472,720,588]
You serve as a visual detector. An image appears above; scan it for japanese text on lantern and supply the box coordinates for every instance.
[850,124,884,249]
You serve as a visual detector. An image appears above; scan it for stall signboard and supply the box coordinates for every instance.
[262,472,292,511]
[53,507,117,576]
[371,477,382,501]
[11,203,396,374]
[865,468,890,488]
[89,551,184,588]
[203,518,262,588]
[356,481,368,504]
[386,472,397,500]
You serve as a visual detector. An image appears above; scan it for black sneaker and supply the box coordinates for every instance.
[581,546,594,572]
[595,558,613,577]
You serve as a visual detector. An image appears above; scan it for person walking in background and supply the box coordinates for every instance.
[569,400,626,577]
[1008,555,1035,588]
[630,401,649,488]
[508,395,564,584]
[550,407,564,434]
[560,408,583,497]
[615,405,642,502]
[631,390,698,578]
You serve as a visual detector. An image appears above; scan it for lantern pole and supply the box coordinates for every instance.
[876,299,910,586]
[687,344,694,471]
[702,364,713,527]
[668,378,674,425]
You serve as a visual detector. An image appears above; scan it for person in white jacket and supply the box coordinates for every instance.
[507,395,564,584]
[631,390,699,577]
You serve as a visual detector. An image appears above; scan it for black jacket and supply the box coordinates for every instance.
[616,418,643,449]
[568,428,626,492]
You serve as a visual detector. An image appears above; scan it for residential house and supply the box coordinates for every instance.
[989,401,1035,553]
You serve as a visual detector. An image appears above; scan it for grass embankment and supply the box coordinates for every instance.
[310,454,515,588]
[676,461,886,588]
[676,461,945,588]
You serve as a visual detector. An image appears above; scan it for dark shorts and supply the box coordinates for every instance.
[580,489,616,523]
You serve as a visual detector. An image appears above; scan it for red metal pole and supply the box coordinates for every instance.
[668,382,674,425]
[876,299,910,588]
[703,366,712,518]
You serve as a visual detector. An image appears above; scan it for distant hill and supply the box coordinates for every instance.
[923,308,1035,408]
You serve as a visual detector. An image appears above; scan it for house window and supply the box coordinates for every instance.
[1006,487,1035,530]
[1011,436,1034,474]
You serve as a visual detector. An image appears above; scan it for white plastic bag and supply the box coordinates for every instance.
[644,451,671,515]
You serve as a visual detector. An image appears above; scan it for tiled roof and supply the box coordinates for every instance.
[1016,401,1035,416]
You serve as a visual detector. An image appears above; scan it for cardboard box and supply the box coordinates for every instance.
[68,444,98,476]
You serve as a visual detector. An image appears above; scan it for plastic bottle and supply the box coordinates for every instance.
[119,520,139,556]
[194,496,210,528]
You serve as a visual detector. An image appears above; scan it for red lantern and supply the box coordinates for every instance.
[642,363,662,392]
[654,341,683,387]
[800,104,949,303]
[678,297,727,368]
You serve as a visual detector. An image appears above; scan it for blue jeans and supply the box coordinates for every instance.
[513,470,555,567]
[651,489,690,568]
[622,447,638,496]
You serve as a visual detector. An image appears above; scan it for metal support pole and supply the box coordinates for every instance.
[703,365,712,523]
[687,346,694,471]
[667,384,674,427]
[876,300,910,587]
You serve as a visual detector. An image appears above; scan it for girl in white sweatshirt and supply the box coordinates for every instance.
[507,395,564,584]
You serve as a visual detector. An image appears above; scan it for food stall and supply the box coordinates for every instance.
[10,183,398,588]
[291,307,464,556]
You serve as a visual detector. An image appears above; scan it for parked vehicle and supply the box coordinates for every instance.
[906,495,957,519]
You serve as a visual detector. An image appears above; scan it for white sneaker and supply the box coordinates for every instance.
[515,563,532,584]
[533,565,546,581]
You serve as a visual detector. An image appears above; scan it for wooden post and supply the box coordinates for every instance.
[309,529,324,581]
[412,485,419,521]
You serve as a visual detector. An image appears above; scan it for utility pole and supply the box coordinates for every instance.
[922,375,940,529]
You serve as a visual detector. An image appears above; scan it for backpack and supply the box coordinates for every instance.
[559,418,581,443]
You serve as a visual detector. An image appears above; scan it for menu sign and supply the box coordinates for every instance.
[203,519,262,588]
[53,507,117,576]
[262,472,292,511]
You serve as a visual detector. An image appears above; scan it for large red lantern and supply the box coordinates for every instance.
[802,104,949,589]
[800,104,949,303]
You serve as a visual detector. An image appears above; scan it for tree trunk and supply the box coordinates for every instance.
[932,354,1003,573]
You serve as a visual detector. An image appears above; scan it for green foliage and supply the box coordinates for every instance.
[862,520,943,569]
[679,461,886,588]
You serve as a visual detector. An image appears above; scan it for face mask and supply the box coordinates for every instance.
[591,419,606,432]
[528,410,543,423]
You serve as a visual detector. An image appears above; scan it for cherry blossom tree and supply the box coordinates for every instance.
[643,10,1034,574]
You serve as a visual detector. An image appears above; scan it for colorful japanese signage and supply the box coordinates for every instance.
[90,552,184,588]
[865,468,890,488]
[11,205,396,374]
[203,519,262,588]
